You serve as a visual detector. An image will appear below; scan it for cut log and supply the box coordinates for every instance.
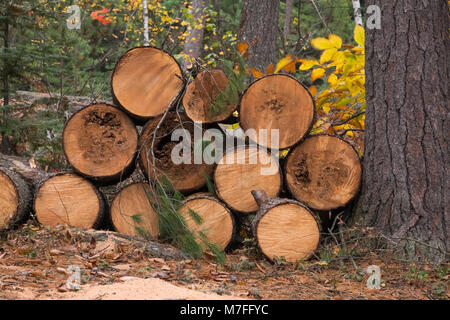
[183,69,238,123]
[110,183,159,239]
[139,112,215,193]
[0,168,32,231]
[239,74,315,149]
[179,194,235,250]
[34,173,106,229]
[285,135,362,211]
[251,190,320,262]
[111,47,184,123]
[214,145,282,213]
[63,103,138,185]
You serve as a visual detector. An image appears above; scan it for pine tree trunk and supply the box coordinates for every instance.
[183,0,208,68]
[239,0,280,71]
[284,0,294,39]
[360,0,450,264]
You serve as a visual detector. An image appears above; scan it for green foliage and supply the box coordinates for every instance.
[147,176,225,264]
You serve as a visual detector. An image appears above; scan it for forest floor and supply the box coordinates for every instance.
[0,223,448,300]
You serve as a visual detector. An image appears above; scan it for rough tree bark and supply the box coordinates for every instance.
[239,0,280,71]
[183,0,208,68]
[284,0,294,39]
[360,0,449,264]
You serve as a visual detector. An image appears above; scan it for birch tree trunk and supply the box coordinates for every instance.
[239,0,280,71]
[360,0,450,264]
[352,0,363,26]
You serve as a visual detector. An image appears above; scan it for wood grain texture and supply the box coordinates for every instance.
[285,135,362,211]
[34,173,105,229]
[63,104,138,185]
[111,183,159,239]
[256,203,320,262]
[183,69,237,123]
[139,112,215,193]
[214,146,281,213]
[240,74,314,149]
[179,195,234,250]
[112,47,183,120]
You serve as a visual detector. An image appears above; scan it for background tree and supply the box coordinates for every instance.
[183,0,208,67]
[360,0,449,263]
[239,0,280,70]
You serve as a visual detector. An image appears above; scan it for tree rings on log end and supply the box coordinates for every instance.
[139,112,215,193]
[63,103,138,185]
[111,47,183,122]
[285,135,362,211]
[214,146,282,213]
[255,202,320,262]
[34,173,106,229]
[179,195,235,250]
[240,74,315,149]
[183,69,238,123]
[110,183,159,239]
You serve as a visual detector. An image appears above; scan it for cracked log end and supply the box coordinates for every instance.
[110,183,159,239]
[34,173,106,229]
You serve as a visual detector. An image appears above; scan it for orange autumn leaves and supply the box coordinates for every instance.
[91,8,111,25]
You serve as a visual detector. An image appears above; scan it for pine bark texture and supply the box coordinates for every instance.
[361,0,450,263]
[239,0,280,71]
[183,0,208,66]
[284,0,294,39]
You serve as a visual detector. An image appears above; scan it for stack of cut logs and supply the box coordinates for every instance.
[0,47,362,263]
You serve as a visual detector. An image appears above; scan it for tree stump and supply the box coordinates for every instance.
[214,145,282,213]
[179,194,235,250]
[0,168,32,231]
[111,47,184,123]
[34,173,106,229]
[183,69,238,123]
[110,183,159,239]
[239,74,314,149]
[63,103,138,185]
[251,190,320,262]
[139,112,215,193]
[285,135,362,211]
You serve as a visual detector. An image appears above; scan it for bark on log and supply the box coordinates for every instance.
[33,173,106,229]
[179,194,236,251]
[251,190,321,262]
[285,134,362,211]
[111,47,184,123]
[239,74,315,149]
[0,153,50,187]
[110,182,159,239]
[62,103,138,186]
[183,69,238,123]
[0,167,32,231]
[214,145,282,213]
[139,112,215,193]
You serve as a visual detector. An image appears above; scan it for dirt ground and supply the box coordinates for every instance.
[0,223,448,300]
